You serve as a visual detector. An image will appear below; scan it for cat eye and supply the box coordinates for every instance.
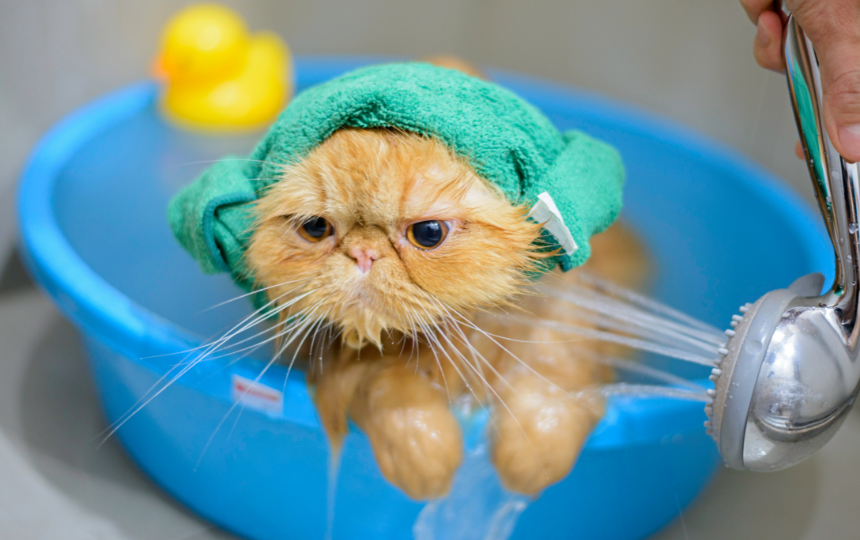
[406,220,449,250]
[297,216,333,242]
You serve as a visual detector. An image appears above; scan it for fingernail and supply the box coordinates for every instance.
[756,20,771,48]
[839,124,860,161]
[795,140,804,160]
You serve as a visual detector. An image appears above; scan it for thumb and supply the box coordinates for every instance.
[822,46,860,163]
[792,1,860,161]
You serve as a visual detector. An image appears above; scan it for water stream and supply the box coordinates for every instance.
[413,443,529,540]
[413,408,530,540]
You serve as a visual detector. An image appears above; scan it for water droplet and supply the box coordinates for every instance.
[850,223,858,234]
[744,338,763,354]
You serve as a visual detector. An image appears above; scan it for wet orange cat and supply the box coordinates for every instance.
[245,123,647,500]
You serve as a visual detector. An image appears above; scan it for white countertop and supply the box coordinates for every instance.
[2,288,858,540]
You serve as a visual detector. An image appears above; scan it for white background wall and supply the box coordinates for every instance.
[0,0,810,275]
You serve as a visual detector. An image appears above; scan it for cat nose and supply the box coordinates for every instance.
[348,246,380,274]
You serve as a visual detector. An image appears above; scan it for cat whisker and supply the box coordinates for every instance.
[413,298,513,398]
[410,312,454,404]
[414,310,480,404]
[403,312,419,366]
[417,317,450,402]
[166,157,291,171]
[414,307,520,449]
[191,292,320,365]
[432,321,503,431]
[432,299,570,399]
[197,279,303,314]
[285,312,331,395]
[197,302,328,467]
[230,305,330,438]
[316,315,341,368]
[455,323,491,398]
[271,299,327,352]
[395,327,411,363]
[140,282,304,360]
[315,315,336,366]
[314,313,335,364]
[194,290,314,362]
[281,304,331,385]
[304,306,331,363]
[141,285,295,367]
[430,314,551,484]
[443,317,515,395]
[200,308,317,364]
[439,318,493,398]
[95,288,310,444]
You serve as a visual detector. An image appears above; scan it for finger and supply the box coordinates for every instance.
[740,0,777,24]
[822,72,860,163]
[753,10,786,72]
[795,140,804,160]
[794,1,860,161]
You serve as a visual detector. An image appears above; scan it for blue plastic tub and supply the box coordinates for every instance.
[18,58,832,540]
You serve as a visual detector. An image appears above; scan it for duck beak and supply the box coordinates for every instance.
[151,55,168,82]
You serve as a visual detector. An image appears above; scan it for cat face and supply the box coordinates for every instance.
[246,128,544,348]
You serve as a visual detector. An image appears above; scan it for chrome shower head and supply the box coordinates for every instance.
[706,15,860,471]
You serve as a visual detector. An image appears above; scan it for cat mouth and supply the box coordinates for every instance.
[336,290,425,345]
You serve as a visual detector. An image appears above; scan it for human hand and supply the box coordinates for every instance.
[741,0,860,162]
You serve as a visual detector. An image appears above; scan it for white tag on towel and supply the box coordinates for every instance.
[527,192,578,256]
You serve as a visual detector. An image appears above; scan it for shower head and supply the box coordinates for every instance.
[706,15,860,471]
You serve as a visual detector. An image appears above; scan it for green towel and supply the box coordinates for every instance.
[168,62,625,293]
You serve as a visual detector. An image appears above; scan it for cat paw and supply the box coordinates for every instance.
[491,391,597,495]
[366,401,463,500]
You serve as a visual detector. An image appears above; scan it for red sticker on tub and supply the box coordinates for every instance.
[231,374,283,415]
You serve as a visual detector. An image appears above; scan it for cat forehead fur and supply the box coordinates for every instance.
[261,129,506,228]
[246,128,545,348]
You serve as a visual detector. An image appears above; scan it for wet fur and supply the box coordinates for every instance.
[246,113,648,499]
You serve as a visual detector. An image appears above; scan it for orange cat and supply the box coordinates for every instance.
[245,127,647,499]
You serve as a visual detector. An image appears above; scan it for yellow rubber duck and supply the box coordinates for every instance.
[153,4,292,132]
